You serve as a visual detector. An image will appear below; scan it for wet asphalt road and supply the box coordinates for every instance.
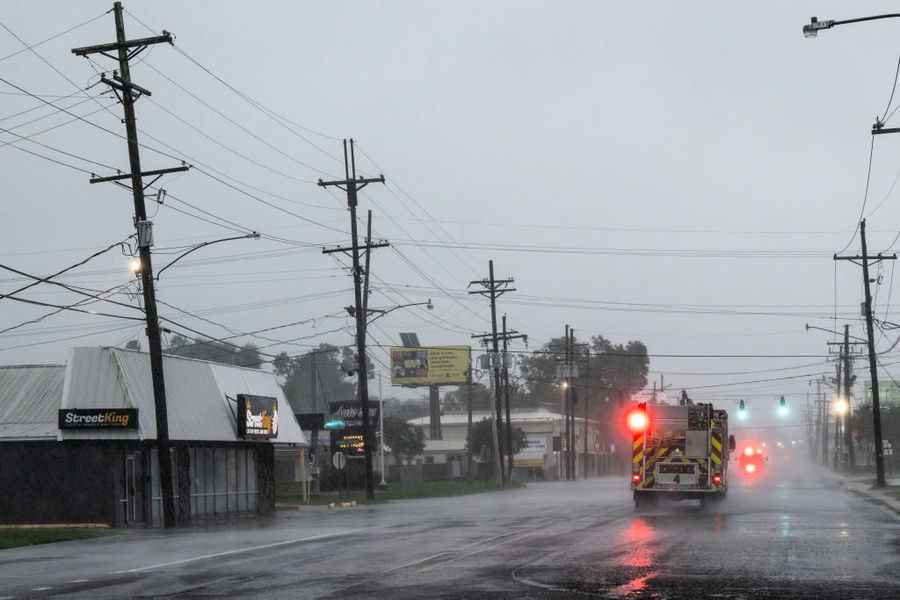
[1,461,899,599]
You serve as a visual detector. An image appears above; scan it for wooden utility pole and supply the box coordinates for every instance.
[835,219,896,487]
[72,2,188,528]
[469,261,515,485]
[319,139,386,500]
[500,314,527,482]
[843,325,856,468]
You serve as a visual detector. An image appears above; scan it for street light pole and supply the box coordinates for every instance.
[379,373,386,487]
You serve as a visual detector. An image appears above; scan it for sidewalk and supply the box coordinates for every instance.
[836,472,900,517]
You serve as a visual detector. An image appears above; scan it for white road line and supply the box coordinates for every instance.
[32,587,52,591]
[68,579,90,583]
[113,529,366,574]
[383,552,452,573]
[0,595,15,599]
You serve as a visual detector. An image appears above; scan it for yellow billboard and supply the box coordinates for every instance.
[390,346,471,386]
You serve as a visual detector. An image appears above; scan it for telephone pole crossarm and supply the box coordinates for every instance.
[71,32,173,58]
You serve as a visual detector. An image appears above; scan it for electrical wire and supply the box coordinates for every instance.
[123,8,341,152]
[882,54,900,124]
[141,61,338,179]
[0,236,134,303]
[0,11,111,63]
[837,136,875,255]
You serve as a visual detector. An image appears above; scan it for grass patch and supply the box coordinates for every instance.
[277,479,526,506]
[0,528,111,550]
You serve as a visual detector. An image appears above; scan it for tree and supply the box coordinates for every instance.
[466,418,527,465]
[383,415,425,464]
[166,334,262,369]
[518,334,650,412]
[442,383,493,413]
[274,344,355,414]
[383,398,428,421]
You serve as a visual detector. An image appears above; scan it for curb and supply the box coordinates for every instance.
[846,485,900,518]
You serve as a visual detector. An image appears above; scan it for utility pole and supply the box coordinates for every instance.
[835,219,895,487]
[319,139,386,500]
[562,325,571,480]
[833,353,842,471]
[818,377,829,466]
[466,357,474,481]
[499,314,527,482]
[72,3,188,528]
[843,324,856,469]
[583,345,590,479]
[469,261,515,486]
[568,327,576,480]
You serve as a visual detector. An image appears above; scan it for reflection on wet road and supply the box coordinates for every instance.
[0,461,898,599]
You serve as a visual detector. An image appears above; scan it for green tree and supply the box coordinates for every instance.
[383,398,428,421]
[466,418,528,465]
[274,344,355,414]
[518,334,649,410]
[442,383,493,413]
[383,415,426,464]
[166,334,262,368]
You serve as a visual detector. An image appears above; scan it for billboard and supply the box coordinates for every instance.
[237,394,279,439]
[328,402,380,428]
[390,346,470,386]
[59,408,138,430]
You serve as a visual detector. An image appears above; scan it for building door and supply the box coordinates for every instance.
[123,453,145,525]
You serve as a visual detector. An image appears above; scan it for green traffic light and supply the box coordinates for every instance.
[324,419,346,430]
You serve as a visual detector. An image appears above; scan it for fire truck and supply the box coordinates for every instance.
[629,400,735,508]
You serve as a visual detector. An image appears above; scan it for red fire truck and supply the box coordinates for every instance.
[629,401,735,508]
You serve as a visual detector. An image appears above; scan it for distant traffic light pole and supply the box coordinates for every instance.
[803,12,900,488]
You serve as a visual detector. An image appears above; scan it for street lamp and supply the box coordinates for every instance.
[833,397,849,416]
[804,324,867,344]
[153,232,260,279]
[803,13,900,38]
[346,299,434,323]
[128,257,142,276]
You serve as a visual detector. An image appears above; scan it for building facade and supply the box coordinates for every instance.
[0,347,307,527]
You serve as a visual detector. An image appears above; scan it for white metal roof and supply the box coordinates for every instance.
[0,364,64,440]
[57,347,306,445]
[409,408,567,427]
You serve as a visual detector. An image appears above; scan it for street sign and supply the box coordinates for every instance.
[332,451,347,470]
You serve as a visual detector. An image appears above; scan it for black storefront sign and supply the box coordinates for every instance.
[237,394,279,439]
[58,408,138,430]
[328,401,379,428]
[328,402,379,457]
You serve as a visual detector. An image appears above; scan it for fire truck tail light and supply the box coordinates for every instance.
[745,463,756,474]
[712,474,722,485]
[632,474,641,483]
[627,410,649,433]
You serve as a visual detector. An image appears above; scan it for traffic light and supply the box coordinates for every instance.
[738,399,747,420]
[777,395,788,417]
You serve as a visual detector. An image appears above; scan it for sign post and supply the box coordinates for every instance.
[332,451,348,499]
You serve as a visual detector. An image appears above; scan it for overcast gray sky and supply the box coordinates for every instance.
[4,1,900,425]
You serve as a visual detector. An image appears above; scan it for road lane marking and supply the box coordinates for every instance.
[32,587,52,591]
[113,529,366,574]
[69,579,89,583]
[383,552,452,573]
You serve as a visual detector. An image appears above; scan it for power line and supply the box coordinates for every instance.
[0,11,111,62]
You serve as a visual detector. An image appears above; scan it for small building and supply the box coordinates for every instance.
[0,347,306,527]
[408,408,615,480]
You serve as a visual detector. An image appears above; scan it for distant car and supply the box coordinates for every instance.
[737,445,766,476]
